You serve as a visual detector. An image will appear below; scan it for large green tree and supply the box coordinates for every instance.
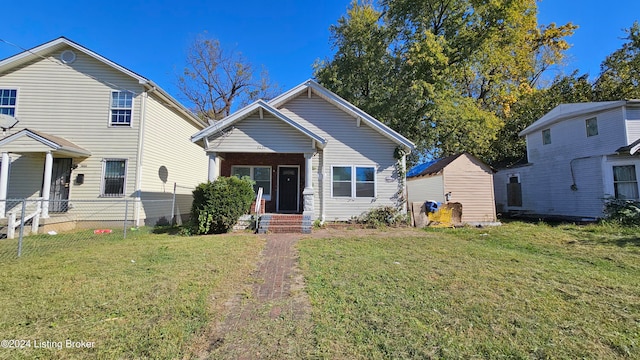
[315,0,575,163]
[594,21,640,100]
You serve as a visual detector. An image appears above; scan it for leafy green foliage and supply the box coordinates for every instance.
[315,0,576,163]
[487,72,594,167]
[603,197,640,226]
[594,21,640,101]
[358,205,407,227]
[190,176,255,234]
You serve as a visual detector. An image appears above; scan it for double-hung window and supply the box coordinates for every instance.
[613,165,639,200]
[110,91,133,126]
[0,89,17,116]
[332,165,376,198]
[102,159,127,197]
[231,166,272,199]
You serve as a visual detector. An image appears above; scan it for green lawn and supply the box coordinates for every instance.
[2,222,638,359]
[0,229,263,359]
[299,222,640,359]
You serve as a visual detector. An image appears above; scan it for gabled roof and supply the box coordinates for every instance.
[191,100,327,148]
[407,153,494,178]
[269,79,415,151]
[520,100,640,137]
[0,128,91,157]
[407,154,463,178]
[0,37,206,129]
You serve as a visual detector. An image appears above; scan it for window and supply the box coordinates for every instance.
[613,165,639,200]
[110,91,133,126]
[332,166,376,198]
[231,166,271,198]
[0,89,17,116]
[102,159,127,197]
[542,129,551,145]
[586,117,598,137]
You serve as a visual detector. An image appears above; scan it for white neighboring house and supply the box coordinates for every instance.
[494,100,640,220]
[191,80,415,229]
[0,37,208,228]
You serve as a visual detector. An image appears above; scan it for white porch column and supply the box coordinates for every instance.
[41,151,53,218]
[302,153,315,233]
[208,152,220,182]
[303,153,314,212]
[0,152,9,218]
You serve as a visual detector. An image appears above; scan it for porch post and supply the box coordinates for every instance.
[208,152,220,182]
[302,153,314,233]
[0,152,9,218]
[303,153,314,212]
[41,151,53,218]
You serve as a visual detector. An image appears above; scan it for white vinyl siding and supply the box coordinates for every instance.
[279,93,399,220]
[0,46,142,201]
[205,112,315,153]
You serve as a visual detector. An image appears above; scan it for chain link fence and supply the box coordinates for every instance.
[0,197,189,260]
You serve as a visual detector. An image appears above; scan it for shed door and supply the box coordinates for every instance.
[49,158,72,213]
[277,166,299,213]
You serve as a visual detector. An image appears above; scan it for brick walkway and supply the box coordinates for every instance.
[203,233,312,359]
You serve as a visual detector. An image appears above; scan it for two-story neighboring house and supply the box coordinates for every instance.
[494,100,640,220]
[0,37,208,228]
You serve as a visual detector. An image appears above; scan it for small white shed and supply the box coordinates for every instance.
[406,153,497,223]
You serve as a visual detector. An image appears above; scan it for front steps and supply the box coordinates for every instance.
[257,214,311,234]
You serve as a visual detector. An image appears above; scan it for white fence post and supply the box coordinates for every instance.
[7,211,15,239]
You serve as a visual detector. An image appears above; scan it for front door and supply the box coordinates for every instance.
[49,158,72,213]
[277,166,299,213]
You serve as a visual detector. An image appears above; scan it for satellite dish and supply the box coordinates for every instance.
[0,114,19,130]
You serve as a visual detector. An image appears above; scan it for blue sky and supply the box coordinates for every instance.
[1,0,639,107]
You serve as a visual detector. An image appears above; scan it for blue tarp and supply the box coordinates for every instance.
[406,159,437,178]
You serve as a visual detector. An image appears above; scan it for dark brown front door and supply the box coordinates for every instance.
[278,166,299,213]
[49,158,72,213]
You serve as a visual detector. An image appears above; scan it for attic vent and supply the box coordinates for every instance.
[60,50,76,64]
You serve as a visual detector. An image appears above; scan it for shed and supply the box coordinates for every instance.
[406,153,497,223]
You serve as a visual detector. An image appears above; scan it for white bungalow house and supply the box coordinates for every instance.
[191,80,415,231]
[494,100,640,220]
[0,37,208,229]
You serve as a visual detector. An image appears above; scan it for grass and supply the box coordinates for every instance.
[298,222,640,359]
[0,229,263,359]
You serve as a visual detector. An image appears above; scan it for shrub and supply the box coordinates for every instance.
[358,205,406,228]
[189,176,255,234]
[603,197,640,226]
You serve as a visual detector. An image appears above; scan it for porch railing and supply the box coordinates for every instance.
[254,187,263,231]
[7,197,43,240]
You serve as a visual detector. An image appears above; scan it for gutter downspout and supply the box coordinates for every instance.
[134,88,152,226]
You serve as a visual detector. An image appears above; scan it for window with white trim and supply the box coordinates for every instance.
[102,159,127,197]
[613,165,639,200]
[110,91,133,126]
[586,117,598,137]
[231,166,272,198]
[332,165,376,198]
[0,89,17,116]
[542,128,551,145]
